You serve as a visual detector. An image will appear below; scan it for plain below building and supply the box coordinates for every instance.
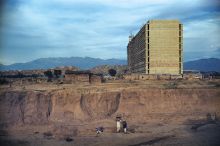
[127,20,183,75]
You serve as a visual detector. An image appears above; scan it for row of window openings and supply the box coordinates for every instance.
[146,44,183,46]
[147,44,182,48]
[147,33,182,36]
[147,24,182,29]
[146,33,182,37]
[147,38,182,41]
[131,57,146,62]
[146,50,182,53]
[146,30,183,31]
[146,28,183,31]
[147,63,182,71]
[146,58,182,61]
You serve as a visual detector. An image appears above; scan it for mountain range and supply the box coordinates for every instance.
[0,57,126,71]
[0,57,220,72]
[184,58,220,72]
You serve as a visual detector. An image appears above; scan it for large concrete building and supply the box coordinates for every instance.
[127,20,183,75]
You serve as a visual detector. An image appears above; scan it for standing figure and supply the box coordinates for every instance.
[122,120,127,133]
[116,115,122,133]
[116,119,122,133]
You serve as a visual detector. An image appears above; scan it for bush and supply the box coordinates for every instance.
[54,70,62,78]
[164,82,177,89]
[108,69,117,76]
[44,70,53,78]
[0,78,9,84]
[44,70,53,82]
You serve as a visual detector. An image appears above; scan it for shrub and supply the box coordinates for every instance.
[108,69,117,76]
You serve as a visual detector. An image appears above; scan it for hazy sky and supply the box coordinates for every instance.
[0,0,220,65]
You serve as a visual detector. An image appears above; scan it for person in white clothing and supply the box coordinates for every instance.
[116,119,121,132]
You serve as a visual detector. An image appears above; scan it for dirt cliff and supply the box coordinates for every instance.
[1,88,219,128]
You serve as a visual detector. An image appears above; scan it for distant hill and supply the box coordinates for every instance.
[0,57,127,71]
[0,57,219,72]
[184,58,220,72]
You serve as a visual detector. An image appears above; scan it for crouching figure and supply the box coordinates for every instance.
[96,126,104,136]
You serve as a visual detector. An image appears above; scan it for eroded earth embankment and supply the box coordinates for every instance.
[0,88,219,127]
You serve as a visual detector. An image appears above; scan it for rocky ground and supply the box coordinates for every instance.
[0,79,220,146]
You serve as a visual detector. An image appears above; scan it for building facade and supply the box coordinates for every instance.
[127,20,183,75]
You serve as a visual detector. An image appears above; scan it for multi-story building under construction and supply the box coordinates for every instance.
[127,20,183,75]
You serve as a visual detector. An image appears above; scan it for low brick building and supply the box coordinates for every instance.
[90,74,103,83]
[64,70,103,84]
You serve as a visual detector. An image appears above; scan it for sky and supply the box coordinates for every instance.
[0,0,220,65]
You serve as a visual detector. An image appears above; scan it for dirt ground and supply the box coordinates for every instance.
[1,121,220,146]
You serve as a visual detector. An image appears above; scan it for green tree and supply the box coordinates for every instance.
[108,69,117,76]
[54,70,62,78]
[44,70,53,81]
